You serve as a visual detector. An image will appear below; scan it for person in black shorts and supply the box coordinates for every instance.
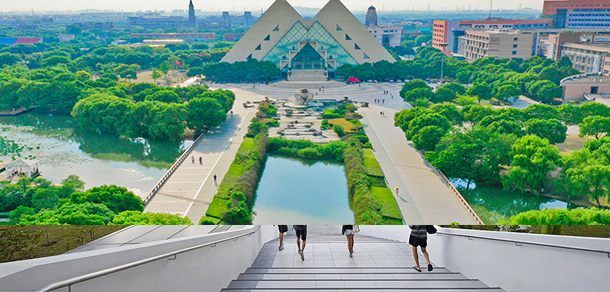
[409,225,432,272]
[293,225,307,261]
[277,225,288,251]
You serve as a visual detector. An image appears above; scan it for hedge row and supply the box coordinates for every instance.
[202,132,268,224]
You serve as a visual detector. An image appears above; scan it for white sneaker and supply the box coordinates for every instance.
[300,251,305,261]
[279,245,284,251]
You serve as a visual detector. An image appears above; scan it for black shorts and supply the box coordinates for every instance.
[409,235,427,248]
[295,229,307,241]
[278,225,288,233]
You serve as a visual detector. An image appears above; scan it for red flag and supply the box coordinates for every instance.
[176,60,182,66]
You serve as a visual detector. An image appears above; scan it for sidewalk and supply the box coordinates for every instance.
[360,107,479,225]
[144,88,262,223]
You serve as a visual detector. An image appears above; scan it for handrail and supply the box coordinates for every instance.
[36,226,262,292]
[430,166,484,225]
[436,230,610,257]
[143,131,207,205]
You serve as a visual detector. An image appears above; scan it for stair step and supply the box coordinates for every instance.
[222,289,504,292]
[245,267,451,274]
[225,279,491,290]
[238,273,467,281]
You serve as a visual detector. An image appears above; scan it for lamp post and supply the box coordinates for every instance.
[439,43,448,86]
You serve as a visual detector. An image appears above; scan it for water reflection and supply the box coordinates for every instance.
[0,113,191,197]
[253,155,354,224]
[451,178,579,224]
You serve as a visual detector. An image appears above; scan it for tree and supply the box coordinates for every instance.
[159,61,172,78]
[406,113,451,140]
[524,118,567,144]
[441,83,467,95]
[563,164,610,207]
[32,188,59,212]
[147,90,181,103]
[19,203,116,225]
[8,206,35,222]
[399,79,429,99]
[187,97,226,132]
[433,87,457,103]
[522,103,558,121]
[579,116,610,139]
[71,93,134,135]
[502,135,561,193]
[149,69,162,84]
[402,87,434,103]
[70,185,144,214]
[112,211,193,225]
[467,82,493,103]
[412,125,447,151]
[496,84,521,102]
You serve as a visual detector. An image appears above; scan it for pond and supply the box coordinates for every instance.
[451,179,580,224]
[0,113,192,198]
[252,155,355,224]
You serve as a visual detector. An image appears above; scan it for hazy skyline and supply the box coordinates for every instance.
[0,0,543,13]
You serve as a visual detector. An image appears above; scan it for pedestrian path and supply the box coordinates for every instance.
[360,107,480,225]
[144,88,263,223]
[222,227,503,291]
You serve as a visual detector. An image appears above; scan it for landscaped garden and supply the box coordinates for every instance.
[200,101,403,225]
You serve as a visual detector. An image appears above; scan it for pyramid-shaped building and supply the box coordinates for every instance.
[221,0,395,77]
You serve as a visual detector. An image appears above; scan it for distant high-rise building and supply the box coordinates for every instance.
[222,11,231,29]
[543,0,610,29]
[189,0,196,28]
[365,6,377,28]
[244,11,252,26]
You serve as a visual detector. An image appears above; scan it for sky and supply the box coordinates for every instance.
[0,0,543,13]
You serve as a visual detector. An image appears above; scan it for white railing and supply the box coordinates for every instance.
[143,132,206,205]
[0,225,278,292]
[359,226,610,292]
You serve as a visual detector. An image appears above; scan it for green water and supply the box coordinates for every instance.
[253,155,355,224]
[451,179,579,224]
[0,113,192,198]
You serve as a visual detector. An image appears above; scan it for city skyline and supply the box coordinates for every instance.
[0,0,542,13]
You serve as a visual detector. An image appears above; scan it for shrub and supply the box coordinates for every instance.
[500,208,610,225]
[322,109,342,119]
[333,125,345,137]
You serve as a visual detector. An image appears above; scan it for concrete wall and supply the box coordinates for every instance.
[0,225,278,292]
[562,82,610,101]
[360,226,610,292]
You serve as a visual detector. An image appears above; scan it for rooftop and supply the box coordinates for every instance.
[561,74,610,84]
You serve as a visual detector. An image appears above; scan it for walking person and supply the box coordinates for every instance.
[199,156,203,164]
[409,225,434,272]
[191,155,195,163]
[277,225,288,251]
[294,225,307,261]
[342,225,356,258]
[213,174,217,183]
[395,186,399,195]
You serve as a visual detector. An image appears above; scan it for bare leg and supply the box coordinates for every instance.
[412,246,420,270]
[279,233,284,247]
[421,247,431,266]
[297,237,301,252]
[347,235,354,255]
[301,240,306,252]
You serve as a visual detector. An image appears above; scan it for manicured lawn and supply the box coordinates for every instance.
[204,137,257,222]
[371,187,403,221]
[328,118,362,134]
[363,149,384,177]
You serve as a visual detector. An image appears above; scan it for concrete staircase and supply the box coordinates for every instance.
[222,232,504,291]
[288,70,328,82]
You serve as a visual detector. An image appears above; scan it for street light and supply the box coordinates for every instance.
[438,43,448,86]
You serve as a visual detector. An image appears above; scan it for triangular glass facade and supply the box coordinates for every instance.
[262,20,358,70]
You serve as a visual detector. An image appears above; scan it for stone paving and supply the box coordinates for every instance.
[222,226,503,291]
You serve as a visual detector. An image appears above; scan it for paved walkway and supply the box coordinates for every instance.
[222,226,502,291]
[361,107,479,225]
[144,88,263,223]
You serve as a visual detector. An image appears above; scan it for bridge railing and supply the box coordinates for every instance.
[142,132,206,205]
